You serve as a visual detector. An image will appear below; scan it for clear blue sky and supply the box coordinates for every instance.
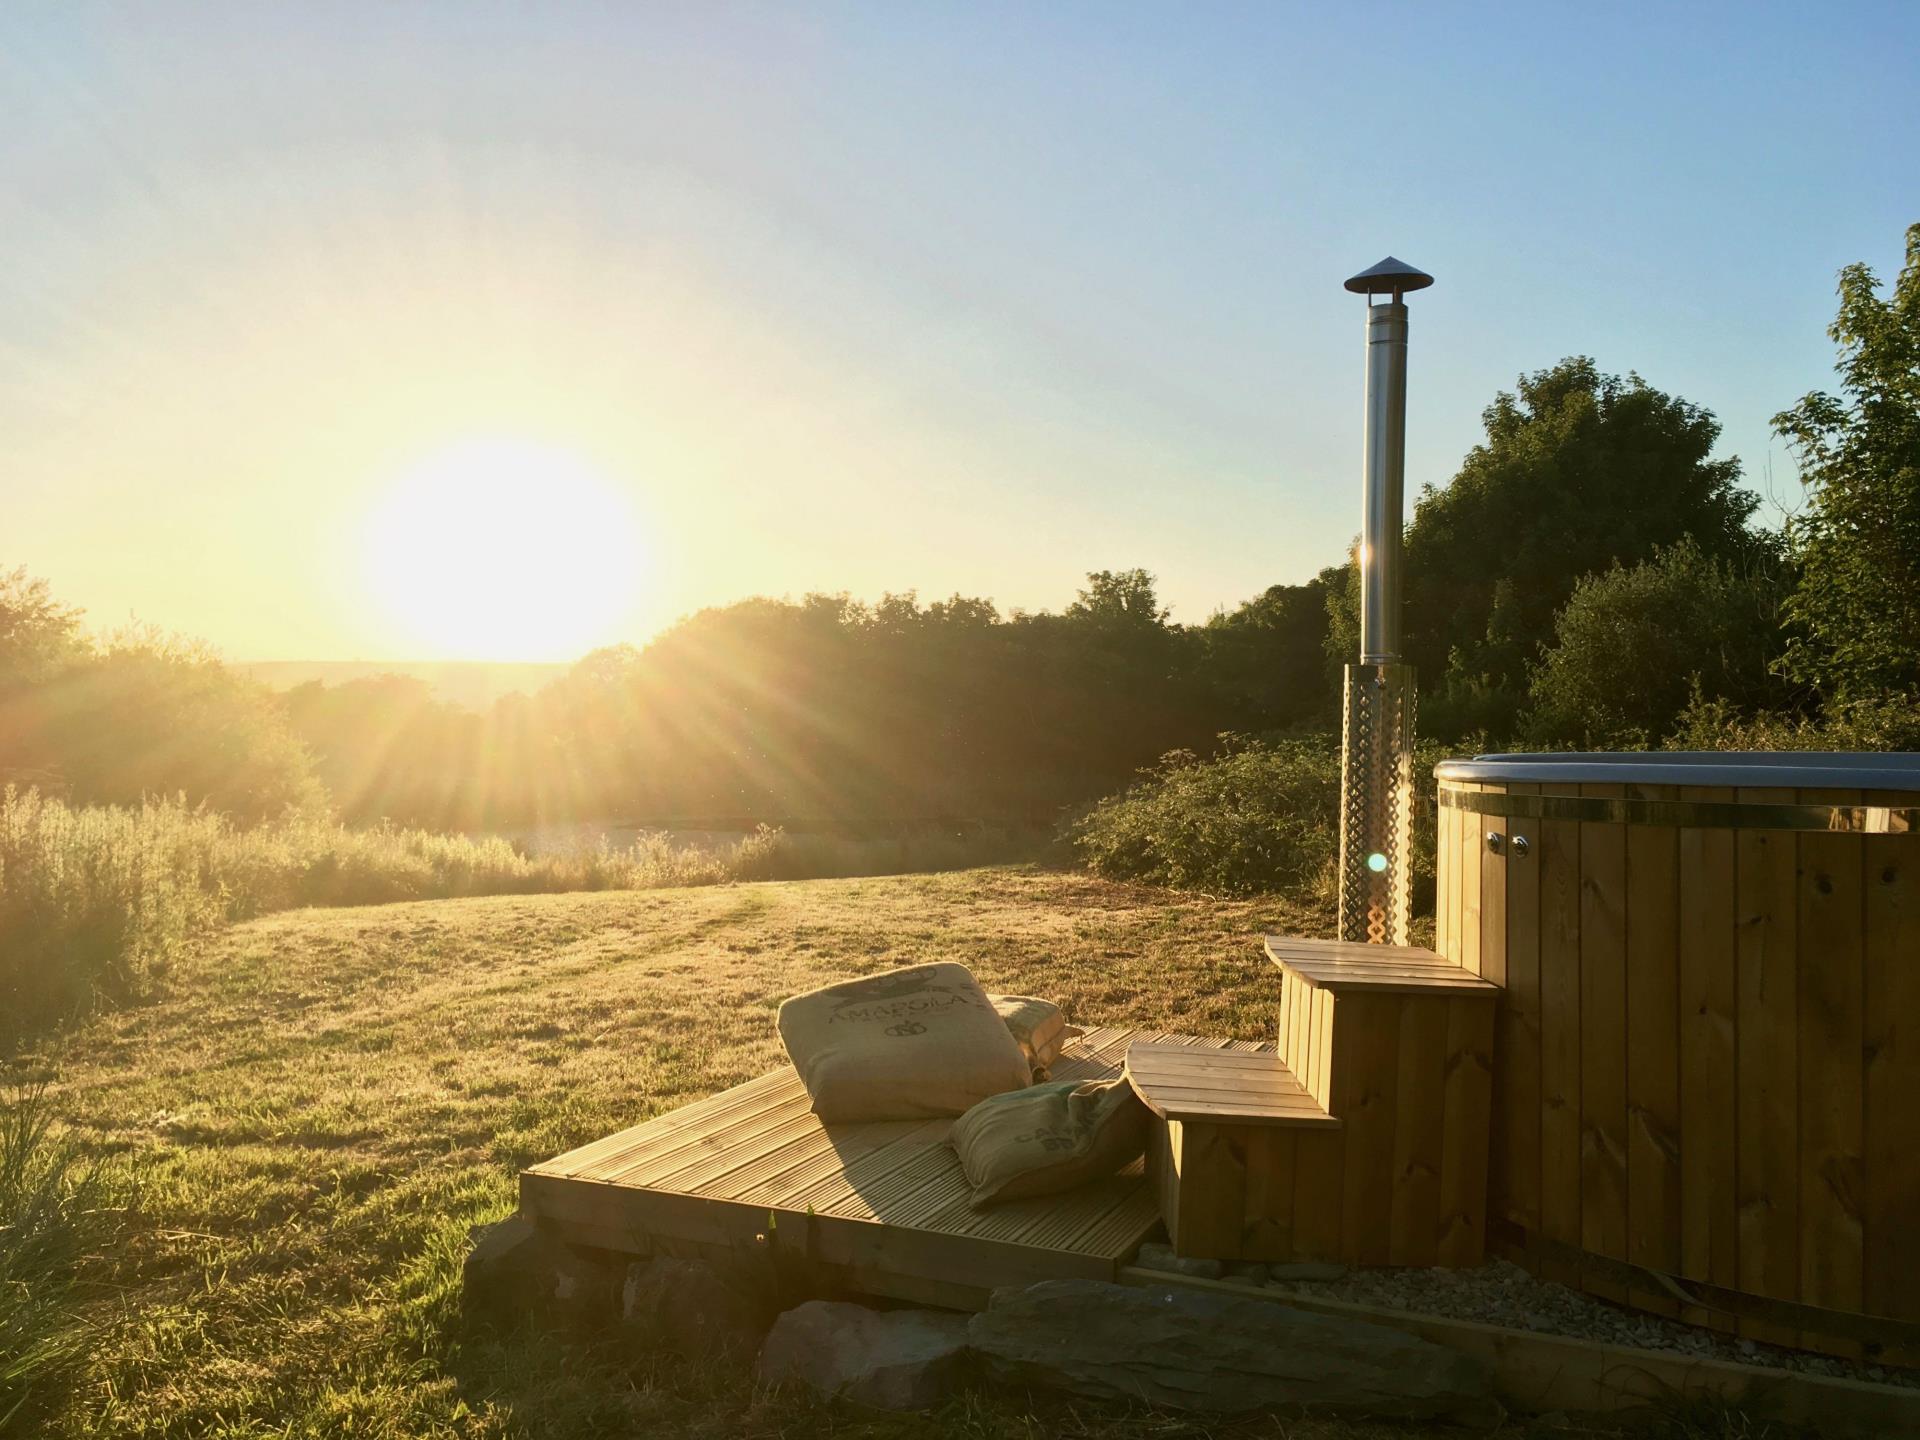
[4,2,1916,659]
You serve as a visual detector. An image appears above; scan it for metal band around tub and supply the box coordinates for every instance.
[1437,783,1919,834]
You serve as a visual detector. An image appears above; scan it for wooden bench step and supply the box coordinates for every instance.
[1264,935,1501,996]
[1125,1042,1340,1130]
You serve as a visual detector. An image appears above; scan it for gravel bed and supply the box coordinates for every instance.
[1267,1260,1917,1391]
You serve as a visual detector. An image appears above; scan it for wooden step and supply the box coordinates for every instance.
[1126,1040,1339,1260]
[1142,935,1500,1270]
[1125,1042,1339,1129]
[1264,935,1500,995]
[1264,934,1496,1269]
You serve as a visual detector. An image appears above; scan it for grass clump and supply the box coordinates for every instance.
[0,1087,125,1434]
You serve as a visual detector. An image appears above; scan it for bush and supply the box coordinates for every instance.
[1069,739,1343,899]
[1665,688,1920,753]
[0,1087,125,1432]
[1068,734,1459,908]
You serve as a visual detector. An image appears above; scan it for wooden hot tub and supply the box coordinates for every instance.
[1433,752,1920,1359]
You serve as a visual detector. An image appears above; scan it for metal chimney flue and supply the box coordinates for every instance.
[1338,256,1430,946]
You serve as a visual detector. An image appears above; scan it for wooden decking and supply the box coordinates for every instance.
[522,1026,1274,1308]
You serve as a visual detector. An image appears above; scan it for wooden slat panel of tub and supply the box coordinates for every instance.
[1580,782,1630,1305]
[1439,783,1460,965]
[1677,784,1738,1332]
[1538,779,1584,1287]
[1626,782,1682,1319]
[1798,788,1865,1358]
[1460,780,1483,975]
[1864,788,1920,1338]
[1480,788,1509,988]
[1494,780,1543,1239]
[1736,786,1801,1348]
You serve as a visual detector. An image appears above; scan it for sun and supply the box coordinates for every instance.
[362,438,645,660]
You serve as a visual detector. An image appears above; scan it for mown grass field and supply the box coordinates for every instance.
[29,867,1749,1439]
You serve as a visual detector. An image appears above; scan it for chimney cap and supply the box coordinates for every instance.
[1344,256,1434,297]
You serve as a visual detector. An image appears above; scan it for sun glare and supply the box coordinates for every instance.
[362,438,645,660]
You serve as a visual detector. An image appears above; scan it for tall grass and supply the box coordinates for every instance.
[0,788,794,1044]
[0,787,1041,1045]
[0,788,225,1035]
[0,1087,123,1434]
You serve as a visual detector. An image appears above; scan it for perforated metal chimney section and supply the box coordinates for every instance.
[1336,257,1430,946]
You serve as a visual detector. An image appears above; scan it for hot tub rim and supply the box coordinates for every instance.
[1434,749,1920,792]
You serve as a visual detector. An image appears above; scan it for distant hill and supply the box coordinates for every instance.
[241,660,569,711]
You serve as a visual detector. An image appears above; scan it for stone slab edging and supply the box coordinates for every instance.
[1113,1266,1920,1436]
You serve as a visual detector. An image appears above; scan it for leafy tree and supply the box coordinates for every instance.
[280,674,488,827]
[1774,223,1920,700]
[1523,538,1790,748]
[36,630,322,821]
[1199,567,1344,729]
[1399,358,1762,736]
[1064,568,1168,631]
[0,568,88,786]
[0,568,83,688]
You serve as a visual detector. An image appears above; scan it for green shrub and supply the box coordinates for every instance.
[1068,739,1343,899]
[1665,688,1920,753]
[0,1087,125,1433]
[1069,735,1456,907]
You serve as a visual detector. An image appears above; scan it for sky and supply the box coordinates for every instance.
[4,2,1917,662]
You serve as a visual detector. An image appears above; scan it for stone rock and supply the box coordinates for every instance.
[968,1279,1490,1419]
[1134,1241,1224,1280]
[756,1300,973,1410]
[462,1217,619,1329]
[1266,1261,1350,1284]
[623,1256,771,1361]
[1223,1261,1270,1286]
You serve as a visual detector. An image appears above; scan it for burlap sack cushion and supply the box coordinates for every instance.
[949,1076,1150,1208]
[988,994,1084,1076]
[778,962,1033,1122]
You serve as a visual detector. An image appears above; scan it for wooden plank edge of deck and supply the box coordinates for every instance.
[1114,1266,1920,1432]
[521,1169,1151,1297]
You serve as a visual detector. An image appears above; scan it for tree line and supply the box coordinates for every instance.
[3,223,1915,830]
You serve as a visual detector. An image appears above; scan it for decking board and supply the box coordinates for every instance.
[523,1026,1256,1304]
